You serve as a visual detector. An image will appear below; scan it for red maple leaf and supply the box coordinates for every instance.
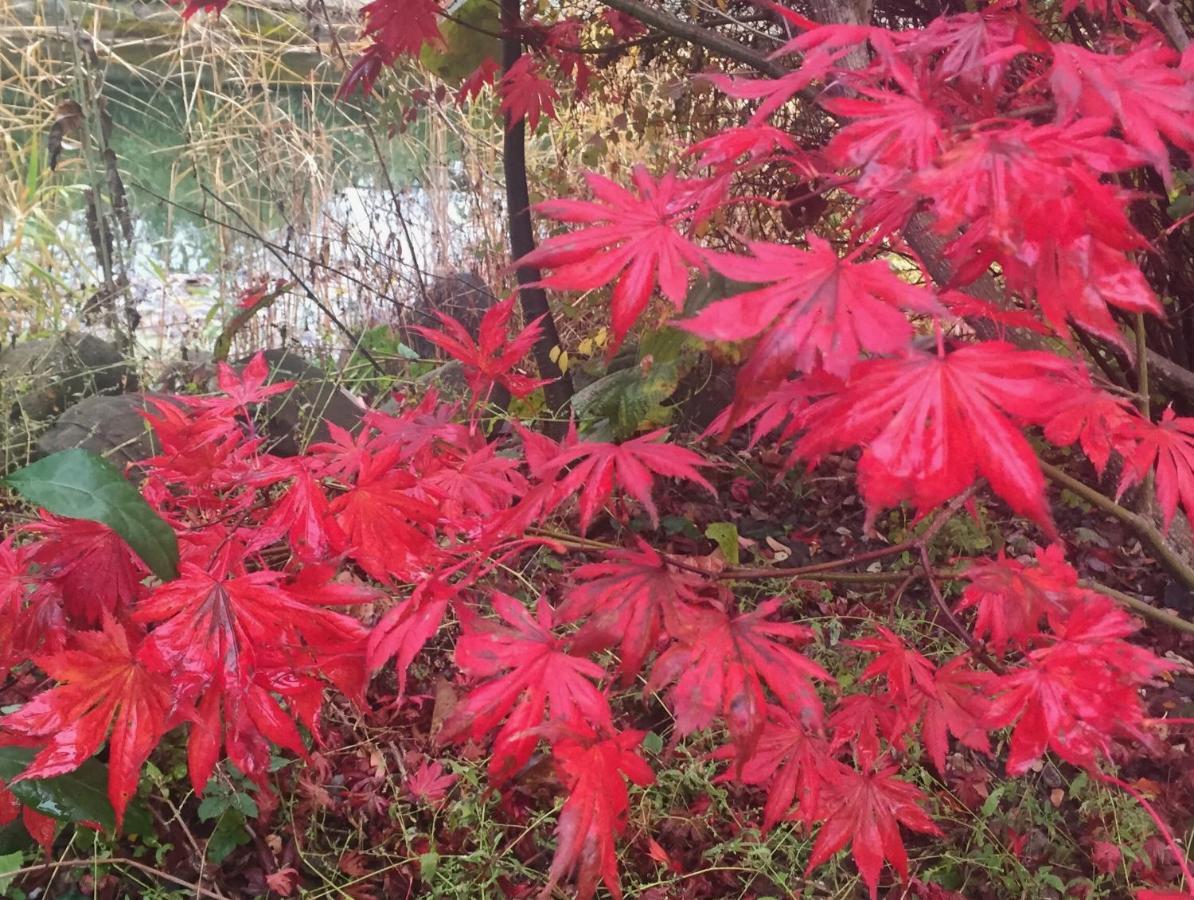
[822,85,944,170]
[898,11,1032,88]
[250,467,345,562]
[557,542,706,683]
[328,445,440,582]
[794,343,1076,533]
[367,579,455,693]
[417,443,527,522]
[538,428,714,534]
[718,705,835,830]
[441,594,612,783]
[133,549,366,788]
[984,595,1172,774]
[1116,407,1194,533]
[499,56,558,131]
[805,763,942,900]
[413,294,551,401]
[405,758,458,804]
[457,57,499,104]
[918,656,993,774]
[519,167,712,350]
[829,693,908,769]
[1041,376,1136,477]
[1051,42,1194,184]
[685,125,800,170]
[25,515,142,627]
[213,351,295,412]
[646,597,830,760]
[957,545,1079,653]
[0,615,172,829]
[848,626,937,702]
[543,725,654,900]
[683,237,939,391]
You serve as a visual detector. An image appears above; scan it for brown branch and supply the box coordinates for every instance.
[1040,459,1194,592]
[501,0,575,423]
[2,857,230,899]
[920,545,1005,673]
[1080,579,1194,636]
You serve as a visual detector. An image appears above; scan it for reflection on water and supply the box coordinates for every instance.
[1,35,481,362]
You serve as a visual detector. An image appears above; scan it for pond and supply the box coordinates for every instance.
[0,2,489,362]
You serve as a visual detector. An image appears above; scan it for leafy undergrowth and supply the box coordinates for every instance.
[0,334,1190,899]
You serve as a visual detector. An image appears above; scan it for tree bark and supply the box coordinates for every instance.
[501,0,575,424]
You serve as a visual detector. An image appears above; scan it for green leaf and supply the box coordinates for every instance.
[5,448,178,581]
[196,794,229,823]
[705,522,740,566]
[207,810,251,864]
[0,850,23,894]
[0,748,151,835]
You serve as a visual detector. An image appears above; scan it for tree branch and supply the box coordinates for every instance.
[1040,459,1194,592]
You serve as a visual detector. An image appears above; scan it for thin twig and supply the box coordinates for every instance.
[1079,579,1194,637]
[1,857,230,899]
[919,545,1005,674]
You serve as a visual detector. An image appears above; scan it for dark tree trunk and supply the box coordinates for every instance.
[501,0,575,426]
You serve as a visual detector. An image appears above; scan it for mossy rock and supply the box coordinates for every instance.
[0,334,131,423]
[35,392,167,473]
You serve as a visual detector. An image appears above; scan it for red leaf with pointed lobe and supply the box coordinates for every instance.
[544,725,654,900]
[918,656,993,774]
[805,763,942,900]
[558,542,706,683]
[213,351,295,411]
[520,167,712,351]
[499,56,558,131]
[545,429,715,534]
[329,446,440,582]
[957,545,1079,653]
[26,515,142,627]
[717,705,835,831]
[829,693,908,770]
[822,87,944,170]
[367,580,454,693]
[457,57,499,104]
[848,626,937,702]
[406,759,458,804]
[646,597,829,760]
[794,343,1075,534]
[984,595,1173,774]
[413,294,551,401]
[441,595,612,782]
[683,237,939,390]
[1051,42,1194,184]
[0,615,172,829]
[1041,377,1136,477]
[1117,407,1194,533]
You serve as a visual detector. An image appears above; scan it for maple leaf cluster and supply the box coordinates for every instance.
[24,0,1194,894]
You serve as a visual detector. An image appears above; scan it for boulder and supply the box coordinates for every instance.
[35,392,165,472]
[234,349,366,456]
[401,271,499,359]
[0,333,130,423]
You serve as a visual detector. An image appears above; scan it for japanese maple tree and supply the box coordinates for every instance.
[3,0,1194,895]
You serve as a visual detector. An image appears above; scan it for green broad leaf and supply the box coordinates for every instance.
[705,522,740,566]
[420,0,500,82]
[0,748,151,835]
[207,810,251,865]
[5,448,178,581]
[0,850,23,894]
